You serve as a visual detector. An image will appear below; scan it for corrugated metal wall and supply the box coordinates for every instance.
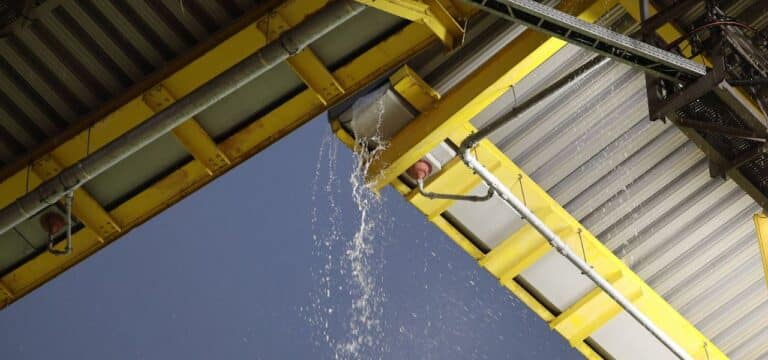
[472,41,768,359]
[0,0,255,166]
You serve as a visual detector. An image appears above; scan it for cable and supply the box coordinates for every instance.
[666,20,764,50]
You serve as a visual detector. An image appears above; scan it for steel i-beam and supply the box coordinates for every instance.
[461,0,706,81]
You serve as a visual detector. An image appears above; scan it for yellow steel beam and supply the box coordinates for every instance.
[620,0,703,63]
[390,65,440,112]
[0,0,331,210]
[0,3,436,310]
[388,66,491,261]
[331,65,611,357]
[385,120,727,359]
[355,0,464,49]
[367,0,617,190]
[0,280,13,307]
[482,207,563,280]
[550,270,643,346]
[142,85,231,175]
[257,11,345,104]
[336,0,727,355]
[31,154,121,241]
[753,213,768,290]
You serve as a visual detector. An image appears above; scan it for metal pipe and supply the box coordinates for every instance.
[0,0,365,236]
[454,50,690,358]
[417,178,495,201]
[675,118,767,142]
[47,191,73,256]
[461,56,611,152]
[459,148,692,360]
[640,0,650,21]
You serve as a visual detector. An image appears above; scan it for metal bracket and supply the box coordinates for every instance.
[417,178,494,202]
[648,43,726,121]
[463,0,706,81]
[709,144,768,179]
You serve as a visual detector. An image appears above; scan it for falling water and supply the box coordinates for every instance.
[307,89,390,359]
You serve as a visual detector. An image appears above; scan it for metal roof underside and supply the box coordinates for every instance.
[0,1,408,275]
[1,0,767,358]
[0,0,257,167]
[456,4,768,358]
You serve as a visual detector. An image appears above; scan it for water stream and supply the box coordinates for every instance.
[307,91,390,359]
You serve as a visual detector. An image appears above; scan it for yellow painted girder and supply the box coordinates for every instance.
[31,154,121,241]
[367,0,618,190]
[403,121,727,359]
[142,84,231,175]
[257,10,345,104]
[753,213,768,290]
[0,5,436,310]
[332,64,606,358]
[355,0,465,49]
[349,0,727,356]
[551,270,643,346]
[388,66,489,261]
[390,65,440,113]
[0,0,331,211]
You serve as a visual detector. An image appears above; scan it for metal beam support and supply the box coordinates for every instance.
[639,0,700,37]
[754,213,768,290]
[0,12,437,310]
[675,118,767,142]
[142,85,231,175]
[368,0,618,190]
[388,66,497,219]
[0,0,331,211]
[355,0,465,49]
[620,0,768,210]
[551,270,644,346]
[0,0,367,237]
[463,0,706,81]
[339,118,728,358]
[460,124,723,359]
[327,1,727,356]
[0,280,13,306]
[390,65,441,112]
[481,207,561,279]
[31,154,121,240]
[257,11,346,104]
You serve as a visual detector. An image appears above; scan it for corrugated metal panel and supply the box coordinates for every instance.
[468,37,768,359]
[0,0,253,167]
[0,4,408,278]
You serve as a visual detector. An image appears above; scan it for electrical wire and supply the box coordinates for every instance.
[666,20,764,50]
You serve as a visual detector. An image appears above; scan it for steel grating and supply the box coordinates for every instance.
[463,0,706,81]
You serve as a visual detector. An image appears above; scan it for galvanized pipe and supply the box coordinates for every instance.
[417,178,495,201]
[457,55,691,357]
[640,0,650,21]
[459,149,692,359]
[461,56,611,151]
[0,0,365,236]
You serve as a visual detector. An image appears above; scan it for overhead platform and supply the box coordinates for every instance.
[0,0,445,308]
[1,0,767,359]
[335,0,768,358]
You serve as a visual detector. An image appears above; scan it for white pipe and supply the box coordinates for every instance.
[460,148,693,360]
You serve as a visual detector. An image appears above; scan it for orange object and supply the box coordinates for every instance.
[407,159,432,180]
[40,212,66,235]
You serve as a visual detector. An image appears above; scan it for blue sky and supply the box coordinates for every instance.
[0,114,579,359]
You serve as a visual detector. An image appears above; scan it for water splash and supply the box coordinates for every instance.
[307,89,390,359]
